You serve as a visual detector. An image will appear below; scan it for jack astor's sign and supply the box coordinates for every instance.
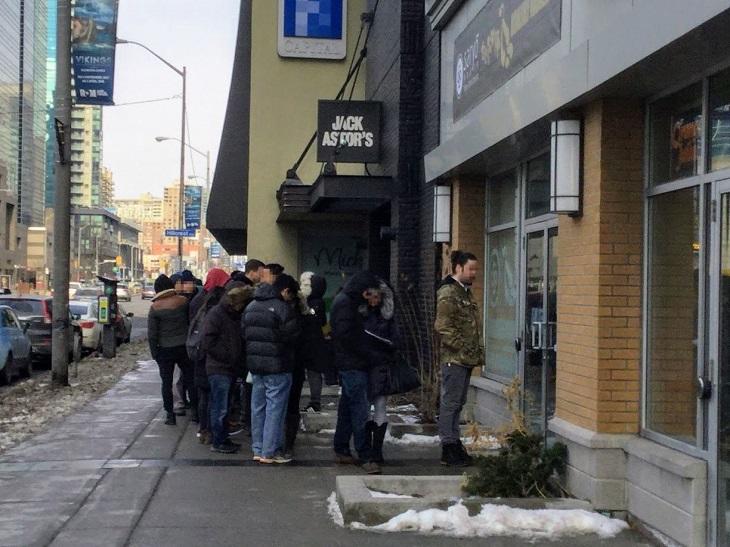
[317,100,381,164]
[453,0,561,121]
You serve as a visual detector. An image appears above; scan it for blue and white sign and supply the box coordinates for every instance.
[210,242,222,259]
[165,228,196,238]
[278,0,347,60]
[184,185,202,230]
[71,0,119,105]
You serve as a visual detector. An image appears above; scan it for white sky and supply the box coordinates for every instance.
[103,0,240,199]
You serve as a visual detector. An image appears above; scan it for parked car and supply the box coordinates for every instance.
[141,284,155,300]
[68,282,82,300]
[70,300,102,352]
[116,284,131,302]
[0,296,82,364]
[0,306,32,384]
[75,287,102,301]
[128,282,142,295]
[115,304,133,344]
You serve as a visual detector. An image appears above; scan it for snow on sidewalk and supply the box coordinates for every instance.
[328,493,629,541]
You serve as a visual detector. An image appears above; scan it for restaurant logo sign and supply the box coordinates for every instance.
[317,100,381,164]
[453,0,561,121]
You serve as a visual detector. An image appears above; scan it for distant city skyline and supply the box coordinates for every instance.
[102,0,239,199]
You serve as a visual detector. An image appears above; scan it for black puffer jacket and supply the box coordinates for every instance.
[298,273,329,372]
[330,271,382,371]
[243,283,301,375]
[203,288,254,377]
[365,282,399,398]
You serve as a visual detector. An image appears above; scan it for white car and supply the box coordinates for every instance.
[68,282,82,300]
[70,300,102,352]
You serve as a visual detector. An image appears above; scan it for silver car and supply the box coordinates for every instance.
[117,284,131,302]
[0,306,32,384]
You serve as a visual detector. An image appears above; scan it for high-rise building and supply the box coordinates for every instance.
[69,106,103,207]
[100,166,114,208]
[113,192,163,224]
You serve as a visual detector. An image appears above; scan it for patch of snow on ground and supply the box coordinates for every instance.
[388,404,419,413]
[373,502,629,540]
[463,435,501,450]
[385,431,441,446]
[397,414,422,425]
[327,492,344,527]
[367,489,415,499]
[319,429,336,435]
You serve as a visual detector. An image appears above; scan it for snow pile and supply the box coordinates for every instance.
[388,403,419,413]
[374,502,629,540]
[327,492,345,527]
[367,489,415,499]
[385,431,441,446]
[319,428,336,435]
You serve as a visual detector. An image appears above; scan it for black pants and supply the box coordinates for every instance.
[284,366,306,450]
[157,346,195,414]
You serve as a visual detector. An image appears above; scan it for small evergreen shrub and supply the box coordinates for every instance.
[462,430,568,498]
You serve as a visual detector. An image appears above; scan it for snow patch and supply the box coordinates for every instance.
[327,492,344,527]
[374,502,629,540]
[388,403,419,413]
[367,489,415,499]
[319,429,336,435]
[385,431,441,446]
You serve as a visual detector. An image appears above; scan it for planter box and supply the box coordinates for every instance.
[336,475,591,526]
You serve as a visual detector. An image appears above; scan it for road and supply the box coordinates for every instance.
[120,295,151,342]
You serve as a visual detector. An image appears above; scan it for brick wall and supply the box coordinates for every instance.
[556,98,644,434]
[450,176,485,310]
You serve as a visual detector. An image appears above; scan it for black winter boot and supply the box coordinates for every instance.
[440,443,467,467]
[456,440,473,466]
[371,422,387,464]
[164,412,176,426]
[284,412,301,453]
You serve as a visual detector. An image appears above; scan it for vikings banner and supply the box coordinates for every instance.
[72,0,119,105]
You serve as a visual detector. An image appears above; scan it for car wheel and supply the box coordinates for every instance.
[1,355,12,385]
[21,358,32,379]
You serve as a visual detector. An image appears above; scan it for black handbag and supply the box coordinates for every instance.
[383,356,421,396]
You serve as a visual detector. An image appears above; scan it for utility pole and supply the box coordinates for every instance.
[178,67,187,272]
[51,0,71,387]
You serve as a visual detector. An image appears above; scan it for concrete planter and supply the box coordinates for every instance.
[336,475,591,526]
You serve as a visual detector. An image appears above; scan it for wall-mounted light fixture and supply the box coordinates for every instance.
[550,119,582,216]
[433,185,452,242]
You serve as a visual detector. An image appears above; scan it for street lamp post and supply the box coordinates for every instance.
[156,136,209,273]
[117,38,186,271]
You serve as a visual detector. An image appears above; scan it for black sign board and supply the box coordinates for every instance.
[317,100,381,164]
[453,0,562,121]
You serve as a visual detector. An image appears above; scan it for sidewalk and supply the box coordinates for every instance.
[0,361,652,547]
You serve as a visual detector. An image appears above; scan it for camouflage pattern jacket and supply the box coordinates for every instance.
[434,276,484,368]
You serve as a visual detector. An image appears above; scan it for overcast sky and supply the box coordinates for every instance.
[103,0,240,199]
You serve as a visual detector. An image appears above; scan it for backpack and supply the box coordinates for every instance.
[186,294,214,362]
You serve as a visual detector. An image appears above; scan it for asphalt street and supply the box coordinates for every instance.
[119,295,151,342]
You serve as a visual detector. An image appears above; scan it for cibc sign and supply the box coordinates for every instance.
[317,100,381,164]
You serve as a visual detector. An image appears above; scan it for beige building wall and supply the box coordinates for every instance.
[246,0,366,271]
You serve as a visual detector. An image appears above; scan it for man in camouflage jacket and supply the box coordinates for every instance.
[434,250,484,466]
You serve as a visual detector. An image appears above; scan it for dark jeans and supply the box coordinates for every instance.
[156,346,194,414]
[306,369,323,406]
[284,366,306,451]
[209,374,232,446]
[197,386,210,432]
[333,369,371,461]
[437,363,472,445]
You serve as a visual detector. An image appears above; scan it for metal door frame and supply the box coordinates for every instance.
[519,217,558,434]
[708,178,730,546]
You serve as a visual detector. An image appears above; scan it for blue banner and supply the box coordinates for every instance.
[72,0,119,105]
[210,242,222,259]
[184,185,202,230]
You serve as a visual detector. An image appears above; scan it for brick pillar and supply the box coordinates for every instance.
[556,98,643,434]
[450,176,486,311]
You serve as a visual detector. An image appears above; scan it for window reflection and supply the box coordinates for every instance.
[710,68,730,172]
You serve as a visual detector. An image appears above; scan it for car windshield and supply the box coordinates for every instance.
[0,299,44,317]
[76,288,99,297]
[70,303,93,317]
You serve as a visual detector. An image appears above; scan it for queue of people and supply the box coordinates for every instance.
[147,249,482,473]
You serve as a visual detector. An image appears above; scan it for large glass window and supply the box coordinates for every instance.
[488,171,517,226]
[646,187,700,444]
[710,68,730,172]
[526,154,550,218]
[649,83,703,185]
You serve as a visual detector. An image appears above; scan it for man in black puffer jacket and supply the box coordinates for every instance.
[331,271,383,474]
[243,274,301,464]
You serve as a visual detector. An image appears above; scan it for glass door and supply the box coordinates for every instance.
[522,225,558,434]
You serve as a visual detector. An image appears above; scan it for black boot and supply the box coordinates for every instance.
[371,422,387,464]
[365,420,377,457]
[456,440,473,466]
[284,412,301,453]
[440,443,467,467]
[164,412,176,426]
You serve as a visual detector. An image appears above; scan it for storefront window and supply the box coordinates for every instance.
[709,68,730,172]
[485,228,518,378]
[649,83,703,185]
[646,187,699,444]
[488,171,517,226]
[526,154,550,218]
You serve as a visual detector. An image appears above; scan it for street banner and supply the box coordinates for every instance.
[184,185,202,230]
[72,0,119,105]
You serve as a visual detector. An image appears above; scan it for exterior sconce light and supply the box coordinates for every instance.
[433,185,452,242]
[550,119,582,216]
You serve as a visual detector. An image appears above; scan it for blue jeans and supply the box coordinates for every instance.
[209,374,232,447]
[333,370,371,461]
[251,373,292,458]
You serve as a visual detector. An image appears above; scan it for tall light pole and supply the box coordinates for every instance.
[117,39,186,271]
[52,0,72,386]
[156,137,209,273]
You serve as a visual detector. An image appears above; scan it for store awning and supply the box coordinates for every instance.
[277,174,393,222]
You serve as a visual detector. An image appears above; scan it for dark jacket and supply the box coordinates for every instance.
[148,290,189,360]
[243,283,300,375]
[365,282,398,398]
[192,286,227,385]
[299,273,330,372]
[203,291,248,377]
[330,272,382,372]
